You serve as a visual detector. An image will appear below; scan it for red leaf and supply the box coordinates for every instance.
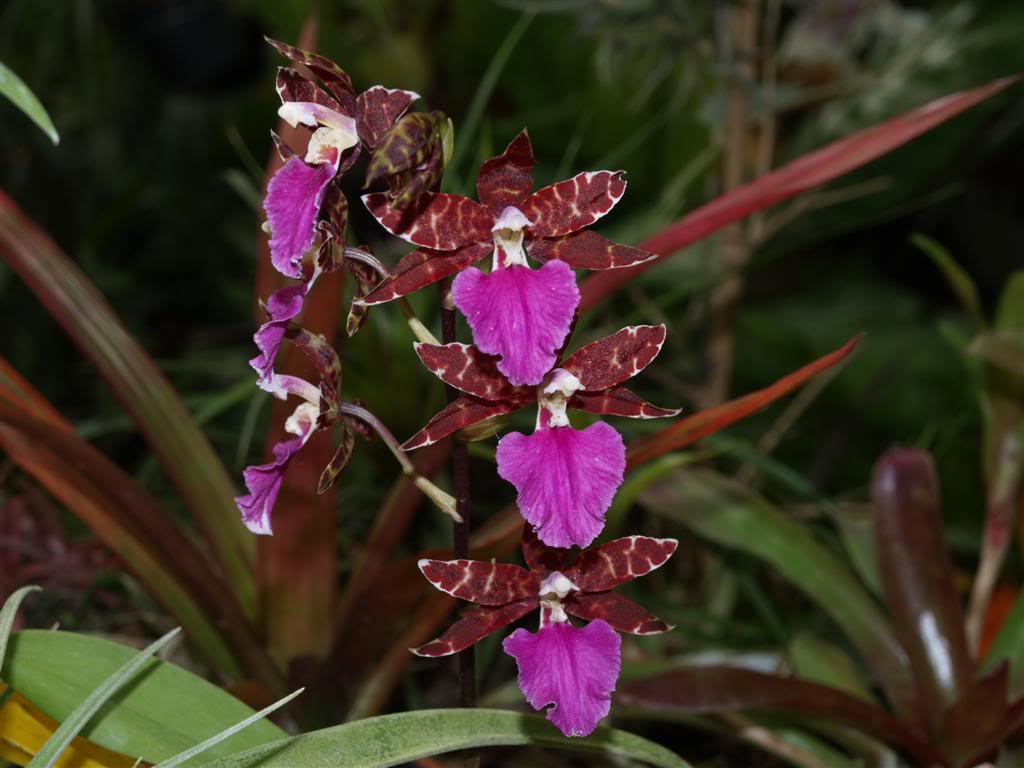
[522,170,626,238]
[360,241,491,305]
[356,86,417,150]
[567,535,677,592]
[619,667,942,766]
[363,192,493,250]
[414,342,527,401]
[265,36,356,113]
[564,591,672,635]
[529,231,655,271]
[871,448,974,733]
[562,324,667,391]
[521,525,568,579]
[626,336,861,468]
[937,663,1010,767]
[411,598,538,657]
[402,394,529,451]
[579,76,1021,310]
[570,387,679,419]
[476,129,535,214]
[418,558,539,605]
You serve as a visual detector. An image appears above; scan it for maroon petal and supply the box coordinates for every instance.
[363,192,493,251]
[356,85,419,149]
[402,394,531,451]
[568,536,678,591]
[266,37,356,113]
[570,387,680,419]
[476,129,534,214]
[522,525,570,579]
[564,592,673,635]
[562,325,667,391]
[414,342,525,401]
[275,67,340,112]
[412,598,538,657]
[360,241,491,305]
[522,171,626,238]
[528,231,655,270]
[418,558,539,605]
[264,157,335,278]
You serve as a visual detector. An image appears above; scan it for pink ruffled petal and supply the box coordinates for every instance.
[249,281,312,398]
[452,261,579,387]
[235,402,317,535]
[503,619,621,737]
[264,156,334,278]
[496,422,625,548]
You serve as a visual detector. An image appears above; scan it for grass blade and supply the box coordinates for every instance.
[155,688,304,768]
[0,587,40,670]
[26,628,181,768]
[0,62,59,144]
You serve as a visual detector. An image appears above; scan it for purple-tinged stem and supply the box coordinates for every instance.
[439,282,476,711]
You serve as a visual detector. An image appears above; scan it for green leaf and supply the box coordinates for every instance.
[911,234,986,329]
[641,469,918,720]
[155,688,304,768]
[26,628,181,768]
[200,709,689,768]
[789,633,875,703]
[0,586,39,670]
[0,62,59,144]
[994,271,1024,332]
[3,630,287,764]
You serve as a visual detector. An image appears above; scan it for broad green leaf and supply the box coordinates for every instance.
[0,586,39,669]
[0,62,59,144]
[3,630,286,764]
[994,271,1024,332]
[789,633,875,703]
[0,191,255,614]
[155,688,304,768]
[26,628,180,768]
[641,470,918,719]
[200,709,689,768]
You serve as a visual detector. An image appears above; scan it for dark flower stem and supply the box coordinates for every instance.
[439,282,476,710]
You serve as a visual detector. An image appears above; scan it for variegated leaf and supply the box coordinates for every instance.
[318,419,356,494]
[363,191,493,251]
[521,525,569,579]
[414,343,525,401]
[528,230,655,271]
[521,170,626,238]
[567,536,678,592]
[570,387,680,419]
[476,129,534,214]
[356,86,418,150]
[562,325,667,391]
[411,598,538,657]
[418,559,539,605]
[565,591,673,635]
[360,241,491,305]
[266,37,356,113]
[401,394,528,450]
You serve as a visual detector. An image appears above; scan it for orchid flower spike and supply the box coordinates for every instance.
[361,130,655,386]
[413,526,677,737]
[403,324,678,547]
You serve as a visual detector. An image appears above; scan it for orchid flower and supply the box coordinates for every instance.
[361,131,655,386]
[403,325,678,547]
[263,38,419,280]
[413,526,677,737]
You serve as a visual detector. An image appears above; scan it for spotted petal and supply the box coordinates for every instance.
[528,231,655,270]
[503,619,621,737]
[356,85,419,149]
[402,394,531,451]
[264,156,335,278]
[363,192,493,250]
[564,592,673,636]
[570,387,680,419]
[497,422,626,548]
[522,171,626,238]
[452,261,579,387]
[360,241,491,305]
[413,598,538,657]
[561,325,667,391]
[414,342,525,401]
[476,130,534,213]
[568,536,678,591]
[418,559,539,605]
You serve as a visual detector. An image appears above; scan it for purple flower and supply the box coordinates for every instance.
[250,265,320,399]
